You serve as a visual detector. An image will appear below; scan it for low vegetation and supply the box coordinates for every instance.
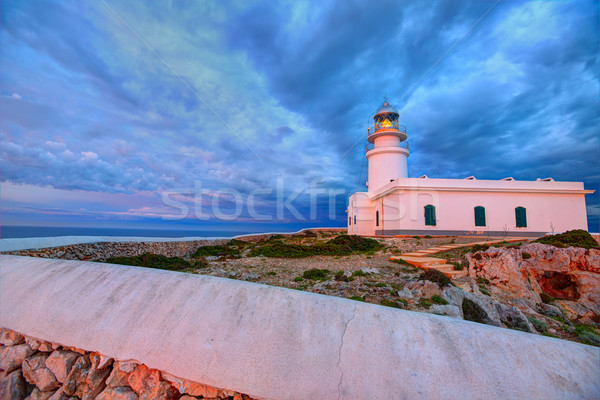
[106,253,202,272]
[533,229,599,250]
[419,269,452,288]
[248,235,383,258]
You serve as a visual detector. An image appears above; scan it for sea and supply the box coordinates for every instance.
[1,225,258,240]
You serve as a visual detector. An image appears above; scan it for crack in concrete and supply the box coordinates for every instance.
[337,306,357,400]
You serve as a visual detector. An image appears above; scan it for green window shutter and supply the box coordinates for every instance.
[515,207,527,228]
[376,211,379,227]
[424,205,436,226]
[474,206,486,227]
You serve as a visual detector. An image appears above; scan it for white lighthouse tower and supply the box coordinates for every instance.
[366,98,409,192]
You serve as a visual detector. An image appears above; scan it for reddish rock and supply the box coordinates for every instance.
[467,243,600,321]
[47,387,74,400]
[63,356,90,397]
[26,388,56,400]
[116,361,138,373]
[106,366,130,387]
[45,350,80,383]
[179,396,198,400]
[0,329,25,346]
[96,386,139,400]
[23,353,60,392]
[90,353,113,370]
[26,337,53,352]
[0,369,29,399]
[128,364,179,400]
[183,380,219,398]
[0,344,35,372]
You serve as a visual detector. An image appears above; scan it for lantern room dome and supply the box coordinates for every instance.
[374,98,399,117]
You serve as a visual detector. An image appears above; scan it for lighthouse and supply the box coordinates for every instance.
[348,97,593,237]
[366,98,409,192]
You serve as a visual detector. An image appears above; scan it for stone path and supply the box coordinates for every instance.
[389,237,529,279]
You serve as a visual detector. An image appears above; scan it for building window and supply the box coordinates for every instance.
[349,216,352,225]
[515,207,527,228]
[376,211,379,227]
[474,206,486,227]
[354,215,356,225]
[424,205,436,226]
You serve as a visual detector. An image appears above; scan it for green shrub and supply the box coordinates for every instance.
[540,292,555,304]
[380,299,403,309]
[413,235,421,239]
[476,277,490,285]
[328,235,383,252]
[418,299,432,309]
[334,270,354,282]
[193,245,238,257]
[302,230,318,237]
[249,241,311,258]
[527,316,548,332]
[303,268,330,280]
[293,276,304,282]
[542,332,557,338]
[106,253,195,271]
[352,270,368,277]
[349,296,365,302]
[522,252,532,259]
[248,235,382,258]
[375,282,386,287]
[431,294,449,305]
[424,235,433,239]
[479,287,491,296]
[266,271,276,276]
[391,258,411,266]
[533,229,599,250]
[419,269,452,288]
[578,331,600,346]
[453,262,464,271]
[471,244,490,253]
[397,298,409,306]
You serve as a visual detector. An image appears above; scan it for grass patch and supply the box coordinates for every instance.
[479,287,491,296]
[266,271,276,276]
[303,268,330,280]
[452,262,464,271]
[522,252,532,260]
[418,299,432,309]
[106,253,199,272]
[375,282,386,287]
[334,270,354,282]
[192,242,242,258]
[349,296,365,302]
[533,229,599,250]
[476,277,490,285]
[470,244,490,253]
[527,316,548,332]
[352,270,368,277]
[248,235,383,258]
[380,299,403,309]
[293,276,304,282]
[431,294,449,305]
[542,332,557,338]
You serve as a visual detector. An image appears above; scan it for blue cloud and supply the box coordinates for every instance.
[1,0,598,230]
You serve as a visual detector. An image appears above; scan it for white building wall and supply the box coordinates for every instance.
[350,178,592,237]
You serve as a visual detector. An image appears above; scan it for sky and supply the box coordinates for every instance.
[1,0,598,234]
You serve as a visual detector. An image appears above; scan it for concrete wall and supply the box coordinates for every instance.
[1,255,599,399]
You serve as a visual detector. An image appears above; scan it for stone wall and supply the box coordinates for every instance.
[0,328,254,400]
[1,255,599,400]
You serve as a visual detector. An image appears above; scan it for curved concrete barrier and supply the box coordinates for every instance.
[1,255,598,399]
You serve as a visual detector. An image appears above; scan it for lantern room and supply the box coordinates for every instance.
[368,97,407,143]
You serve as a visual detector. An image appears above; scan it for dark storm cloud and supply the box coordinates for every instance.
[1,0,598,228]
